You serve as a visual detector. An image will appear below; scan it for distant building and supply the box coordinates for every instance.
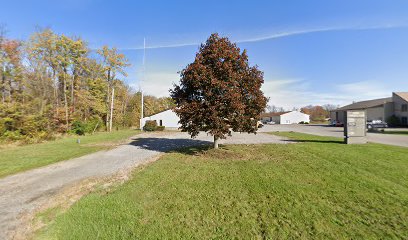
[330,92,408,126]
[261,111,310,124]
[141,109,180,129]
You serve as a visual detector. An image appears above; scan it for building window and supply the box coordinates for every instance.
[402,104,408,112]
[402,117,408,126]
[159,120,163,126]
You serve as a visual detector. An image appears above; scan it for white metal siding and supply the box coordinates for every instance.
[141,110,180,128]
[280,111,310,124]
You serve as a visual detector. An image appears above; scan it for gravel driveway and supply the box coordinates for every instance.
[0,131,286,240]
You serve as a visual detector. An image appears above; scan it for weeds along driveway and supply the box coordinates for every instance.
[0,131,287,240]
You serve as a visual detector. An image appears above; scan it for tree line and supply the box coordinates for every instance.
[267,104,339,122]
[0,27,173,143]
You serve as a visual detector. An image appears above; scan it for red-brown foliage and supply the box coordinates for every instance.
[170,33,267,143]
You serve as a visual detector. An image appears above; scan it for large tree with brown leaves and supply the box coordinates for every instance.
[171,33,267,148]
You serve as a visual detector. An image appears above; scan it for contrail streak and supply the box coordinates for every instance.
[119,24,407,50]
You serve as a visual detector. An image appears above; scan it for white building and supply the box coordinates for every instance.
[141,109,180,128]
[261,111,310,124]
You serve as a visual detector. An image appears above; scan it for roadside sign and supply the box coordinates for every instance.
[344,110,367,144]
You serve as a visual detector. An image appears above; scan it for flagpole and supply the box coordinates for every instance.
[140,38,145,129]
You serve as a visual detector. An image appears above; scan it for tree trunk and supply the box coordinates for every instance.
[214,136,219,149]
[105,70,111,131]
[1,66,5,104]
[53,69,59,116]
[109,87,115,132]
[71,74,74,113]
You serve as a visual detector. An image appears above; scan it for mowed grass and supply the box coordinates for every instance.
[37,132,408,239]
[0,129,140,178]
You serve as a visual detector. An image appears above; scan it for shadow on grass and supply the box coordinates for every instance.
[171,145,215,155]
[129,137,212,154]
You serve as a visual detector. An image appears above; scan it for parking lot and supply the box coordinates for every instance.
[259,124,408,148]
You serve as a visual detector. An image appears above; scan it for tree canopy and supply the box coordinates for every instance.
[171,33,267,148]
[0,27,174,143]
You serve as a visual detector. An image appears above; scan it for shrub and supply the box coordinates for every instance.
[156,126,165,131]
[143,120,157,131]
[0,114,53,143]
[84,118,102,134]
[2,130,22,141]
[387,115,400,127]
[70,118,103,136]
[71,120,86,135]
[1,117,16,132]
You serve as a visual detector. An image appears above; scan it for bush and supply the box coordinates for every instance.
[143,120,157,131]
[2,130,22,141]
[84,118,102,133]
[71,120,86,135]
[156,126,165,131]
[0,114,53,143]
[70,118,103,136]
[387,115,400,127]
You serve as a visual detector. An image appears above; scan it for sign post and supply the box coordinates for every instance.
[344,110,367,144]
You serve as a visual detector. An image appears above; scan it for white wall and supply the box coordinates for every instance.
[141,109,180,128]
[280,111,310,124]
[366,106,385,121]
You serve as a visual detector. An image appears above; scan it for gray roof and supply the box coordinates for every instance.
[336,97,392,111]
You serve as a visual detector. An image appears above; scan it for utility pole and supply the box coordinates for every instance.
[140,38,145,129]
[109,87,115,132]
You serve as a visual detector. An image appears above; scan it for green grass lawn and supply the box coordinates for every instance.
[0,129,140,178]
[36,132,408,239]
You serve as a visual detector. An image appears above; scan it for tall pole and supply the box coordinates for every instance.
[109,87,115,132]
[140,38,145,129]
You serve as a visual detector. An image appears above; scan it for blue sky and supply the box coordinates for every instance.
[2,0,408,108]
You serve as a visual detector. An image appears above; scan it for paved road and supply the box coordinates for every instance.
[259,124,408,147]
[0,131,286,240]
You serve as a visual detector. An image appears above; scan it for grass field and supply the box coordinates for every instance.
[0,129,140,178]
[36,132,408,239]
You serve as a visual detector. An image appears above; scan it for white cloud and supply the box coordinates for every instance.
[336,80,392,99]
[261,79,396,110]
[131,72,180,97]
[122,24,407,50]
[124,21,404,107]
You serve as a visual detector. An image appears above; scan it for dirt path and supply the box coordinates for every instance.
[0,131,286,240]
